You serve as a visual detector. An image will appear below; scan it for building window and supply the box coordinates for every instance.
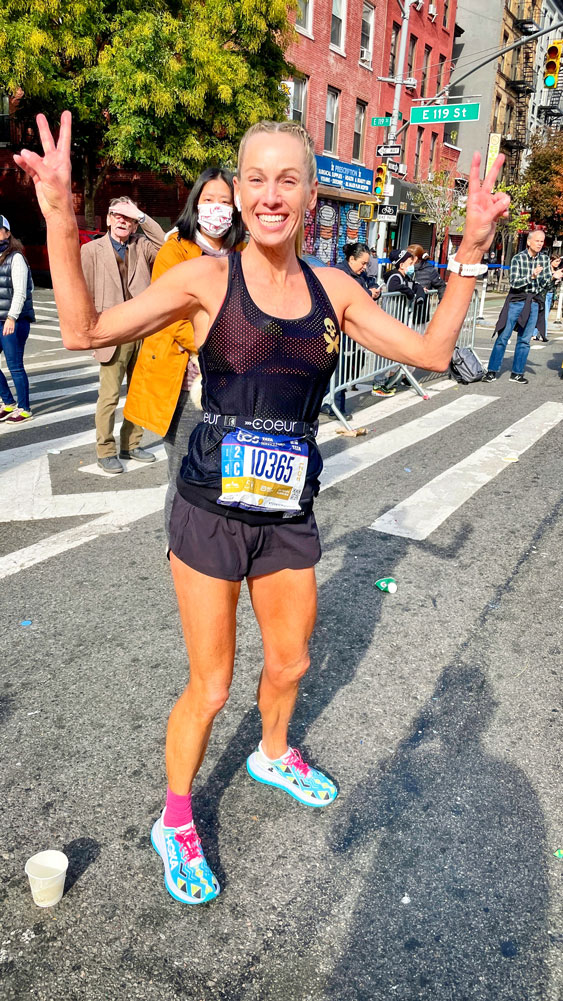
[421,45,432,97]
[501,32,509,74]
[389,23,400,76]
[360,3,374,66]
[429,132,438,171]
[330,0,346,50]
[296,0,313,35]
[407,35,418,80]
[325,87,340,153]
[283,78,308,125]
[505,103,513,135]
[414,127,424,179]
[443,0,450,28]
[353,100,367,161]
[436,53,446,92]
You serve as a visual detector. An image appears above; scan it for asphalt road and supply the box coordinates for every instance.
[1,289,562,1001]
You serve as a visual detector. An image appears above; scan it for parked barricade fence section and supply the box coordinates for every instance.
[322,289,479,429]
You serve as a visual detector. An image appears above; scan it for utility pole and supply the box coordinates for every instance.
[375,0,416,278]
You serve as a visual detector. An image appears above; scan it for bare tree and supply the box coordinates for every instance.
[412,166,467,263]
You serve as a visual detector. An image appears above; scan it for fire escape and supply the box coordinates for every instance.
[500,2,540,179]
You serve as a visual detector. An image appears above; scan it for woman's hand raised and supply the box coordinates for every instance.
[13,112,73,221]
[461,151,510,256]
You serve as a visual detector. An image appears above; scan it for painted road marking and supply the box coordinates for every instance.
[25,354,94,373]
[0,394,124,435]
[28,364,99,386]
[26,382,100,404]
[0,490,167,579]
[320,395,495,492]
[28,333,62,342]
[0,424,124,472]
[371,401,563,540]
[78,443,166,476]
[316,378,454,446]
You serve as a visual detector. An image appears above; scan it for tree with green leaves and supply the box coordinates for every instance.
[1,0,294,225]
[492,180,530,267]
[523,131,563,236]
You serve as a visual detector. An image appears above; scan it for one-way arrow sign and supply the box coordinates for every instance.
[376,143,402,157]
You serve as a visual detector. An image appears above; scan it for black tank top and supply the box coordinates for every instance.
[178,252,340,524]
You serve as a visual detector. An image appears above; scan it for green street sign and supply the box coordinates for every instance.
[371,113,403,127]
[410,103,480,124]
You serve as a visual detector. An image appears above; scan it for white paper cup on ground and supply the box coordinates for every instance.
[25,850,68,907]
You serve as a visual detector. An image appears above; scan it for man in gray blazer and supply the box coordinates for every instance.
[81,197,165,472]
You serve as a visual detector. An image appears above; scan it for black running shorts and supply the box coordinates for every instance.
[169,493,321,581]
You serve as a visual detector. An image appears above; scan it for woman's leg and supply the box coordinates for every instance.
[0,324,16,407]
[2,320,31,410]
[247,567,317,760]
[167,553,241,794]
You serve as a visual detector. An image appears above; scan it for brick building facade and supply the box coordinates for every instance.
[1,0,461,276]
[286,0,460,262]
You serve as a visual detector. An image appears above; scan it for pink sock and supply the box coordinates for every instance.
[163,788,193,829]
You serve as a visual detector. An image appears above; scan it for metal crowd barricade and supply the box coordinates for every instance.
[322,289,479,430]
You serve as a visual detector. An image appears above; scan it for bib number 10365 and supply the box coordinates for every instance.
[218,428,308,514]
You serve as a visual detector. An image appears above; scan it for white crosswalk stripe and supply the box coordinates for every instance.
[370,401,563,540]
[320,395,495,491]
[0,377,560,579]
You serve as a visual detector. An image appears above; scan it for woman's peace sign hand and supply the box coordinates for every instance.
[14,112,73,221]
[462,151,510,254]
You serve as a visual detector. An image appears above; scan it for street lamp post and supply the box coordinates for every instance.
[375,0,416,278]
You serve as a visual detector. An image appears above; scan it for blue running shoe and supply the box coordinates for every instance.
[246,745,338,807]
[151,815,220,905]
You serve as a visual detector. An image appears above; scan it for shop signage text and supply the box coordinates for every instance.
[315,155,374,194]
[410,103,480,124]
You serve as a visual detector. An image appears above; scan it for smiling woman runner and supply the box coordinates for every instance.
[15,113,509,906]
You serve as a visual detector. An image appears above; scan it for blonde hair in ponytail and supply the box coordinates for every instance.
[237,121,317,256]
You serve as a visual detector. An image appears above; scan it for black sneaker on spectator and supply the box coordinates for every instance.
[482,371,497,383]
[509,373,528,385]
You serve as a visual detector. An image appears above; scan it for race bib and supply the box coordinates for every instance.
[218,428,308,514]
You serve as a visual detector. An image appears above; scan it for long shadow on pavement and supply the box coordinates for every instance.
[322,660,549,1000]
[203,523,549,1001]
[194,522,469,892]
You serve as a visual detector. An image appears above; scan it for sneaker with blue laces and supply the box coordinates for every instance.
[246,744,338,807]
[151,814,220,905]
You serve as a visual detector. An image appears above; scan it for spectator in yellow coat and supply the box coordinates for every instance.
[124,168,245,539]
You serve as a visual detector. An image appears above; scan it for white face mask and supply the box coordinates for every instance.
[197,202,233,238]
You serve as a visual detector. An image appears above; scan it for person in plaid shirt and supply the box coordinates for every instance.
[483,230,562,385]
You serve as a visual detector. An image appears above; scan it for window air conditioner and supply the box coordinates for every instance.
[428,3,437,19]
[413,0,424,10]
[360,47,371,63]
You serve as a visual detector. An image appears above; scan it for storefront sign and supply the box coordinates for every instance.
[316,155,374,195]
[486,133,502,175]
[394,180,418,214]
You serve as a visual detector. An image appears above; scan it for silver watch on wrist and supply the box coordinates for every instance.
[447,255,488,277]
[137,213,146,225]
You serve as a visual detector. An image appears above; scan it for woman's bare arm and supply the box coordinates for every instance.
[319,152,510,371]
[13,112,219,351]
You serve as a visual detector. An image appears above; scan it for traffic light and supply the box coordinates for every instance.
[358,202,375,221]
[374,163,388,201]
[544,41,563,89]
